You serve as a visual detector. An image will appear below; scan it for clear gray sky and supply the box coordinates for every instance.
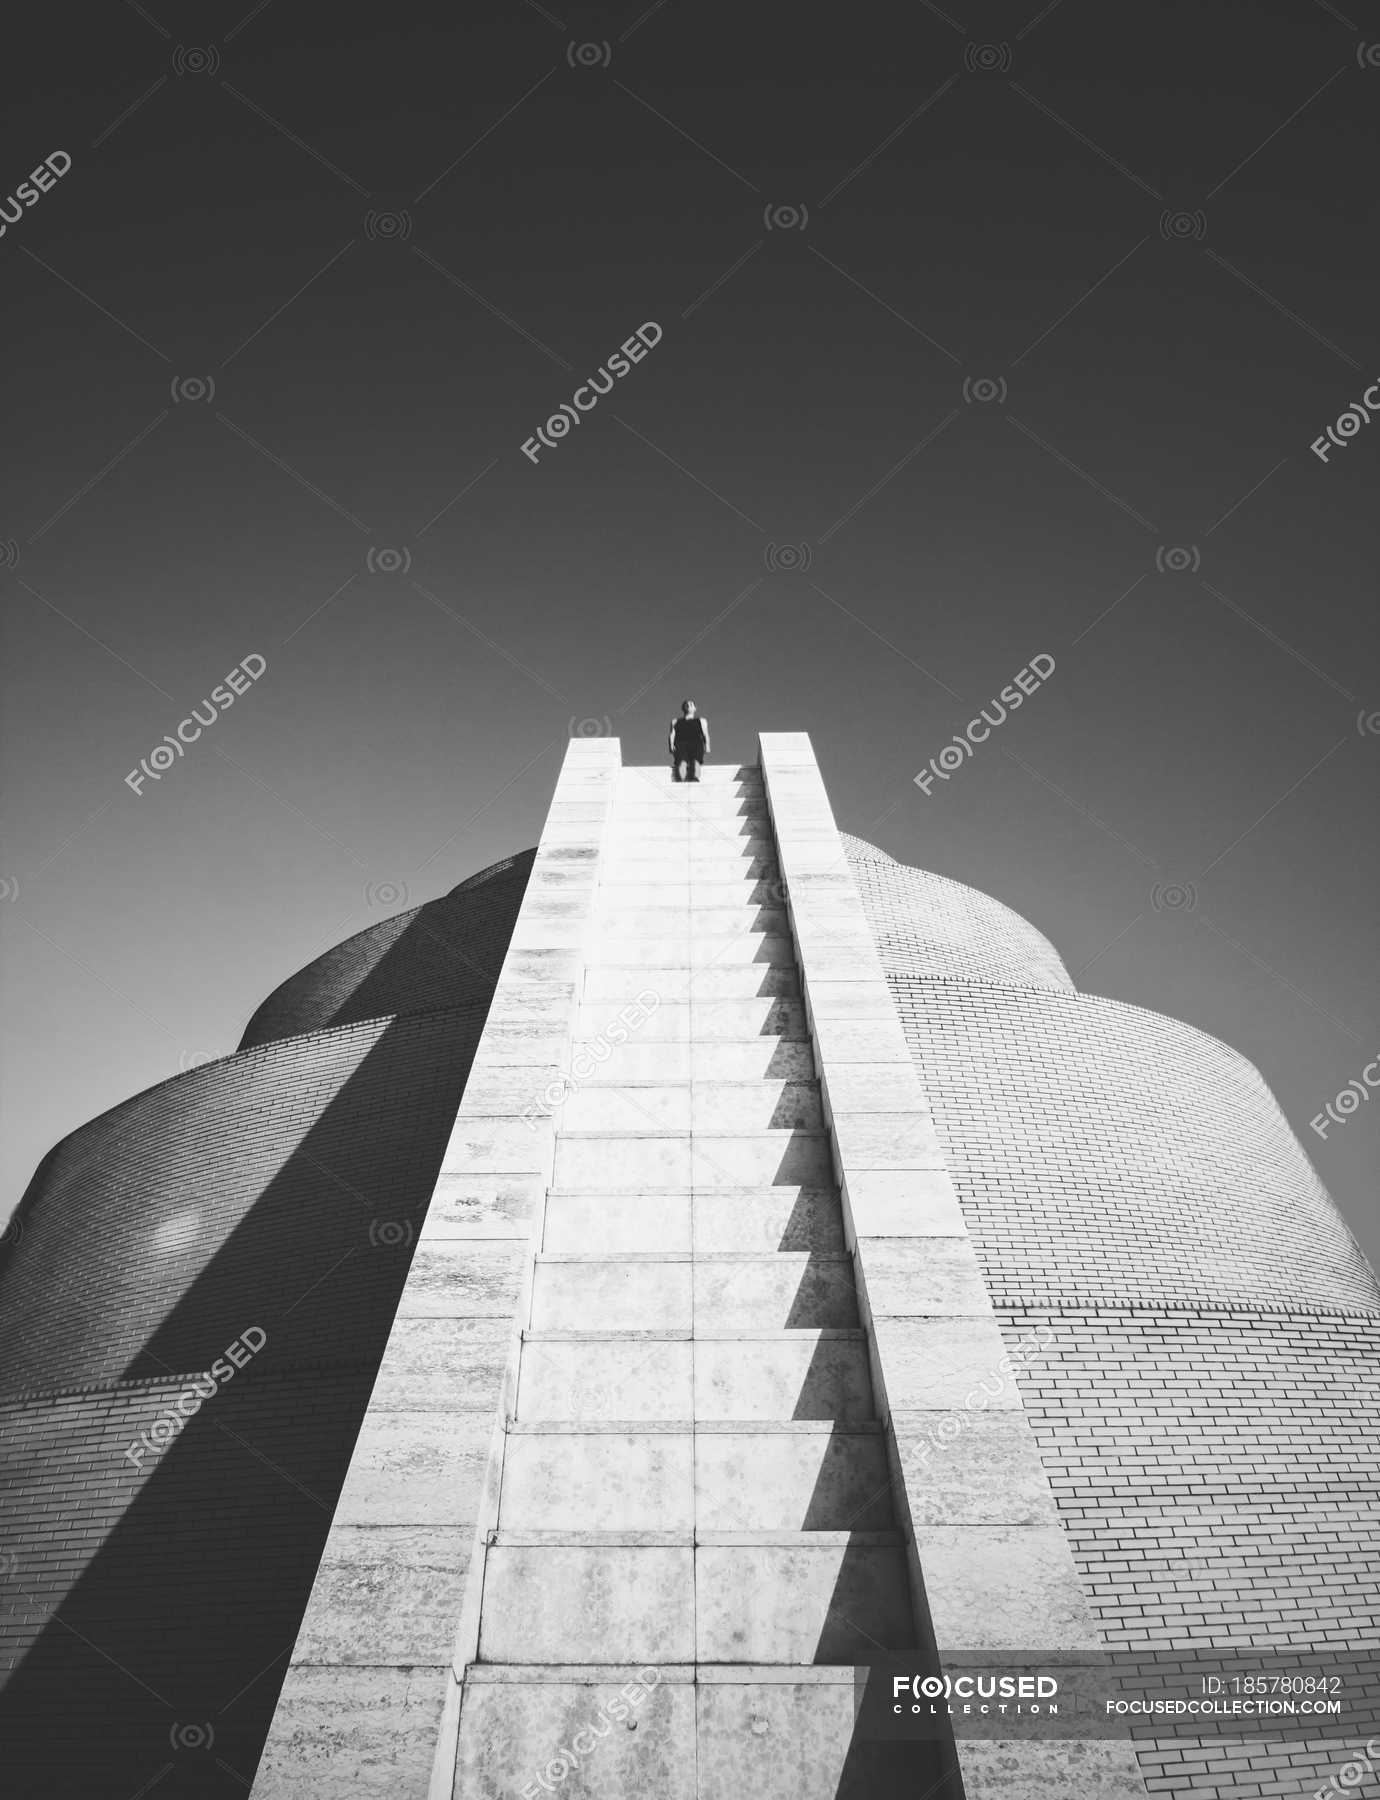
[2,0,1376,1265]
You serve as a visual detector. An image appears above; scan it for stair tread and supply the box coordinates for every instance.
[489,1530,907,1548]
[505,1420,885,1434]
[532,1249,851,1263]
[521,1327,867,1340]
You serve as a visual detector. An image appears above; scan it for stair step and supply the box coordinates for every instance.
[496,1430,897,1534]
[476,1542,916,1664]
[515,1331,876,1422]
[454,1670,927,1800]
[504,1420,884,1434]
[492,1532,906,1548]
[571,999,810,1042]
[566,1041,816,1083]
[593,907,789,935]
[531,1250,851,1263]
[607,819,770,841]
[558,1080,822,1134]
[582,965,798,1002]
[584,935,796,967]
[528,1254,859,1333]
[599,860,782,884]
[551,1130,834,1192]
[540,1188,845,1254]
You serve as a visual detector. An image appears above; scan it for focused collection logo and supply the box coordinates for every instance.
[892,1672,1060,1717]
[0,152,72,239]
[125,653,267,794]
[521,324,663,463]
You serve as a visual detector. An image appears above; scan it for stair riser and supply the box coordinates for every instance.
[496,1432,895,1533]
[515,1338,875,1423]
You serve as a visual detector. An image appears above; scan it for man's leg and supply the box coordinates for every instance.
[686,759,701,782]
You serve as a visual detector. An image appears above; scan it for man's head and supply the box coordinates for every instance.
[680,700,696,716]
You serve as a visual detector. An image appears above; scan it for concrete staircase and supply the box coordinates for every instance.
[453,764,922,1798]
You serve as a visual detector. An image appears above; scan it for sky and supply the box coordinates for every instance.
[2,0,1376,1265]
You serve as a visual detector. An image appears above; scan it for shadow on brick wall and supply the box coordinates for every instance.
[240,851,535,1049]
[0,855,532,1796]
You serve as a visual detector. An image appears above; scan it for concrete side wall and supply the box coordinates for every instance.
[250,739,619,1800]
[759,733,1147,1800]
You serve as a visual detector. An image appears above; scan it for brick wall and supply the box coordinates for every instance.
[999,1308,1380,1799]
[0,852,532,1797]
[843,834,1074,992]
[887,978,1378,1314]
[0,1365,379,1798]
[845,843,1380,1799]
[0,1006,489,1393]
[240,851,533,1048]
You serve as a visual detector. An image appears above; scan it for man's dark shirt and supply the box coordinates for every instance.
[671,716,707,759]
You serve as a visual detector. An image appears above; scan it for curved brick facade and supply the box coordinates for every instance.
[841,833,1074,991]
[0,1007,490,1397]
[849,835,1380,1799]
[6,808,1376,1800]
[241,849,534,1048]
[0,854,532,1799]
[889,978,1378,1315]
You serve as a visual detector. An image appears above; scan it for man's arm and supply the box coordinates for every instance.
[667,719,676,755]
[701,717,710,756]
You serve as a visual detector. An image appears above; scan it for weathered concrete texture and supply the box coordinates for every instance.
[516,1336,695,1420]
[867,1315,1030,1410]
[693,1333,876,1420]
[291,1526,472,1663]
[426,1172,545,1236]
[366,1317,514,1410]
[479,1546,696,1662]
[455,1675,694,1800]
[696,1541,916,1662]
[696,1679,934,1800]
[861,1238,998,1316]
[498,1430,695,1532]
[916,1524,1104,1651]
[254,738,1145,1800]
[892,1412,1061,1526]
[332,1409,497,1526]
[694,1426,893,1530]
[251,1665,449,1798]
[251,739,621,1799]
[530,1257,692,1330]
[957,1739,1149,1799]
[759,731,1145,1800]
[454,755,922,1793]
[393,1239,528,1315]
